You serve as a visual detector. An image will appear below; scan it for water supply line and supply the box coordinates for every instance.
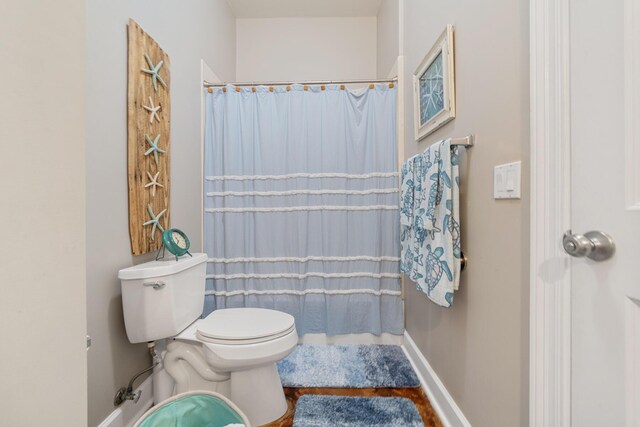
[113,341,160,406]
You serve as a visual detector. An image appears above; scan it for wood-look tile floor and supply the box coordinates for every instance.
[263,387,442,427]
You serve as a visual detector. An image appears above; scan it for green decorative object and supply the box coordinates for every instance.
[145,134,165,165]
[141,53,167,92]
[143,204,166,240]
[136,392,246,427]
[159,228,192,261]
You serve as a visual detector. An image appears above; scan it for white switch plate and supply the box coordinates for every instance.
[494,161,521,199]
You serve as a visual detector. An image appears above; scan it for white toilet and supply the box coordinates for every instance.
[118,253,297,426]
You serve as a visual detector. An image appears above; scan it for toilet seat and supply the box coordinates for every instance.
[196,308,296,345]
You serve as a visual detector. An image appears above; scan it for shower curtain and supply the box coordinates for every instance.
[203,84,402,335]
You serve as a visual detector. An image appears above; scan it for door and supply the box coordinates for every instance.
[568,0,640,425]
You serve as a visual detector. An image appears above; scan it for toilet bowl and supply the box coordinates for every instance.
[168,308,297,426]
[119,254,298,427]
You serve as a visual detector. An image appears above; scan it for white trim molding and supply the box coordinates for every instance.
[625,0,640,210]
[530,0,573,425]
[625,297,640,426]
[402,332,471,427]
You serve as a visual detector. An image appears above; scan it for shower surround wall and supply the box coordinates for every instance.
[376,0,400,78]
[236,17,377,82]
[401,0,530,426]
[85,1,235,425]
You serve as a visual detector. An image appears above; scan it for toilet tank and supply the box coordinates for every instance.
[118,253,208,343]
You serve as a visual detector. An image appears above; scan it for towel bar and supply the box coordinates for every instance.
[450,135,474,147]
[451,137,471,271]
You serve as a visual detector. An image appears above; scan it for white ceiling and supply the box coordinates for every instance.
[227,0,382,18]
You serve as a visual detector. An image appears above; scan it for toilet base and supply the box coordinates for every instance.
[230,363,288,426]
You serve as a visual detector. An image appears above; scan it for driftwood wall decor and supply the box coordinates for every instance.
[127,19,171,255]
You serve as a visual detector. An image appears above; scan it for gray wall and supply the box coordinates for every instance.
[1,1,87,425]
[85,1,235,425]
[376,0,399,78]
[236,17,377,82]
[402,1,530,426]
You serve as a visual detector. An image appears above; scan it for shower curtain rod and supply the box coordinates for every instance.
[203,77,398,88]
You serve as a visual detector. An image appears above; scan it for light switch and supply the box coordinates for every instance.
[494,161,521,199]
[494,168,504,198]
[506,169,516,191]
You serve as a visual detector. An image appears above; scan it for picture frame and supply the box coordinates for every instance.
[413,24,456,141]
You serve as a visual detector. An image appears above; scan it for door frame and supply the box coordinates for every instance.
[529,0,572,425]
[531,0,640,424]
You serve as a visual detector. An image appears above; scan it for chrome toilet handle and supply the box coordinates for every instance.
[562,230,616,261]
[143,281,166,290]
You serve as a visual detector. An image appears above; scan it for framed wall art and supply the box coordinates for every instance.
[413,24,456,141]
[127,19,171,255]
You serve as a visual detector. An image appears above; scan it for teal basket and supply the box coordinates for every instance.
[134,391,250,427]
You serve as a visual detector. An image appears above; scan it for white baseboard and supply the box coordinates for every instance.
[402,332,471,427]
[97,376,153,427]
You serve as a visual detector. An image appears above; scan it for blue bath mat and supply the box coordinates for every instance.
[293,395,424,427]
[277,345,420,388]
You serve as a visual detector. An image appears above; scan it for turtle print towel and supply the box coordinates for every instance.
[400,139,461,307]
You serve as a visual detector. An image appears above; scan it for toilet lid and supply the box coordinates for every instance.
[197,308,295,344]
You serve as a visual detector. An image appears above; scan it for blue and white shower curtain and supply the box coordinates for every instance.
[203,84,403,335]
